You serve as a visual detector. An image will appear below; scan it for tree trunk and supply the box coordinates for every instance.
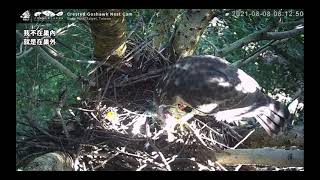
[153,9,180,50]
[88,9,127,63]
[24,151,73,171]
[172,9,215,58]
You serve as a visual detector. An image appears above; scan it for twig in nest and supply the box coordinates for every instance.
[200,136,230,149]
[219,121,243,140]
[122,108,146,116]
[90,112,106,129]
[113,80,118,103]
[87,23,142,76]
[91,130,147,142]
[194,118,223,137]
[93,152,120,170]
[100,70,116,102]
[235,164,243,171]
[99,33,158,74]
[215,161,228,171]
[117,150,146,159]
[151,130,165,140]
[196,162,212,171]
[108,68,165,89]
[123,41,152,63]
[148,141,172,171]
[144,42,171,63]
[231,129,255,149]
[136,164,148,171]
[185,123,214,151]
[166,155,179,166]
[114,74,162,89]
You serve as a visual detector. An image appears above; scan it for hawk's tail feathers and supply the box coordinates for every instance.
[255,99,291,136]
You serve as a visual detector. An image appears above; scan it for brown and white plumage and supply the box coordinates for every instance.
[156,55,290,135]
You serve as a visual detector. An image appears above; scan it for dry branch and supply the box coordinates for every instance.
[56,88,70,140]
[232,38,289,68]
[279,19,304,27]
[37,46,79,80]
[264,27,304,40]
[16,47,34,59]
[38,46,96,86]
[216,148,304,167]
[217,27,271,56]
[237,127,304,149]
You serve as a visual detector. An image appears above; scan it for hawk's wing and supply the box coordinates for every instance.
[156,55,290,135]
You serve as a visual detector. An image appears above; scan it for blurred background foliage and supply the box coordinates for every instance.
[16,19,94,132]
[16,9,304,134]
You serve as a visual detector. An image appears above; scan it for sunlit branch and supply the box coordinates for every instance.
[217,19,304,56]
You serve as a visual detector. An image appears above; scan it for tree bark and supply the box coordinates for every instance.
[215,148,304,167]
[88,9,127,63]
[153,9,180,50]
[217,19,304,56]
[24,151,73,171]
[237,126,304,149]
[173,9,215,58]
[264,27,304,40]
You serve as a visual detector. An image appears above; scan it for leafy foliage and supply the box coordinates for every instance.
[16,19,93,131]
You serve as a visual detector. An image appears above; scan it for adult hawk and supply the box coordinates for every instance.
[156,55,290,136]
